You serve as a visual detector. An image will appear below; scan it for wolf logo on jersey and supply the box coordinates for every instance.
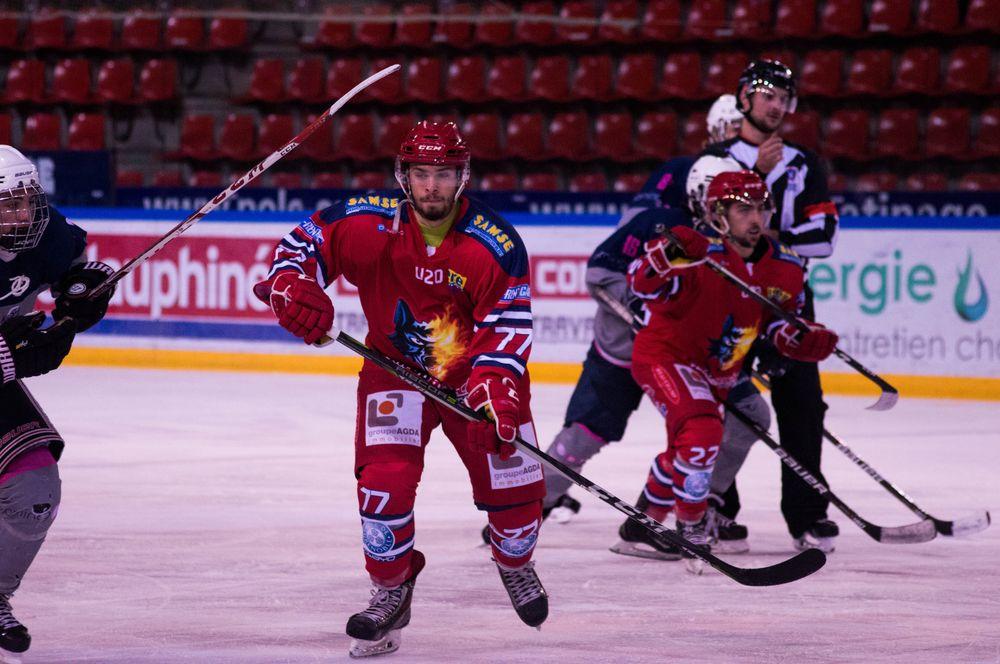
[388,299,469,380]
[707,315,758,373]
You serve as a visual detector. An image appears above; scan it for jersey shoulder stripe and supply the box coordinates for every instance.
[767,237,806,268]
[458,196,528,278]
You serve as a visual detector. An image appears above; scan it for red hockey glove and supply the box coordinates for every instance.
[465,373,520,460]
[774,319,839,363]
[267,272,334,345]
[645,226,709,275]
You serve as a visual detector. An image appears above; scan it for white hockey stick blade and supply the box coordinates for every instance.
[937,510,991,537]
[874,518,937,544]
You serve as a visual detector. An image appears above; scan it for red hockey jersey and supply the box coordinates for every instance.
[628,236,806,392]
[261,193,532,389]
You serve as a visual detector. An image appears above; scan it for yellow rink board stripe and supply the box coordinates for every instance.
[64,346,1000,401]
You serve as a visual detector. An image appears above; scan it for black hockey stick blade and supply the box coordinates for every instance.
[934,510,991,537]
[866,518,938,544]
[715,548,827,587]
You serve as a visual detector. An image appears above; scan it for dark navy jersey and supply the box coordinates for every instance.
[590,207,692,275]
[0,206,87,322]
[618,156,696,228]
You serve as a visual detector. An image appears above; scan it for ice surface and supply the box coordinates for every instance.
[13,367,1000,663]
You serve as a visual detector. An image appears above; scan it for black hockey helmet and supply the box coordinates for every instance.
[736,59,798,115]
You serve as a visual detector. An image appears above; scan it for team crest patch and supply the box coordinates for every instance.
[683,471,712,501]
[447,269,467,290]
[499,532,538,558]
[362,520,395,557]
[365,390,424,447]
[1,275,31,301]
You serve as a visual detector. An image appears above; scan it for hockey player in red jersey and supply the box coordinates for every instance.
[621,170,838,574]
[254,122,547,657]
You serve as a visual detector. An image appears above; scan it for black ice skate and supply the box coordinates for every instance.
[0,595,30,664]
[793,519,839,553]
[346,551,425,658]
[678,516,712,575]
[609,515,682,561]
[480,495,581,545]
[707,507,750,554]
[495,560,548,629]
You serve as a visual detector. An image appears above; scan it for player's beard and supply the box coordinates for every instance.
[730,225,761,250]
[413,196,455,222]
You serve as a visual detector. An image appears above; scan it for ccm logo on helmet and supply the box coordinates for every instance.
[418,145,443,152]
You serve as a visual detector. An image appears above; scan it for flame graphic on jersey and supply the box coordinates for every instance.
[388,299,467,380]
[708,315,758,372]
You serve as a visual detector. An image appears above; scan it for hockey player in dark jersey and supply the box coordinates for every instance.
[0,146,114,662]
[695,59,842,552]
[254,122,547,657]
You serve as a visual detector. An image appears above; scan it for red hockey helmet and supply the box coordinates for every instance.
[394,121,471,204]
[704,170,773,234]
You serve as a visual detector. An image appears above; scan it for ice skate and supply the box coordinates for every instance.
[678,517,711,575]
[793,519,839,553]
[707,507,750,554]
[481,495,581,545]
[0,595,29,664]
[346,552,424,658]
[609,516,682,561]
[495,560,548,629]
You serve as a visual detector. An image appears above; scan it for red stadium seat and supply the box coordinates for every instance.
[570,171,609,192]
[506,113,545,160]
[138,58,178,102]
[208,15,249,50]
[376,113,416,158]
[190,171,222,188]
[326,58,365,100]
[640,0,682,41]
[22,113,62,151]
[475,4,515,46]
[872,109,918,159]
[775,0,816,38]
[845,50,893,96]
[614,173,648,192]
[975,107,1000,158]
[925,108,971,158]
[433,2,473,47]
[679,112,709,154]
[636,111,677,159]
[819,0,864,36]
[25,10,67,50]
[462,113,502,161]
[174,114,216,161]
[151,171,182,187]
[799,50,843,97]
[218,114,256,161]
[116,170,145,187]
[915,0,959,33]
[121,11,161,50]
[313,10,353,48]
[257,114,294,157]
[298,113,335,162]
[522,172,561,190]
[594,112,635,161]
[487,55,527,101]
[659,52,702,99]
[405,57,443,103]
[686,0,728,40]
[781,111,820,151]
[824,109,871,160]
[556,1,598,43]
[357,4,393,47]
[528,56,570,101]
[598,0,639,42]
[759,50,796,72]
[0,114,11,145]
[446,56,486,102]
[478,173,519,191]
[944,46,991,94]
[71,10,115,50]
[353,172,387,189]
[96,59,135,104]
[958,173,1000,191]
[868,0,911,34]
[856,172,898,192]
[165,13,204,50]
[704,51,747,97]
[965,0,1000,32]
[827,172,847,191]
[572,54,614,101]
[4,59,47,103]
[904,173,948,191]
[516,1,557,44]
[313,171,346,189]
[549,112,592,159]
[334,113,375,161]
[893,48,941,95]
[67,113,105,150]
[242,58,286,103]
[616,54,657,101]
[732,0,773,39]
[395,2,433,47]
[362,57,403,104]
[0,15,18,50]
[51,58,93,104]
[289,58,326,104]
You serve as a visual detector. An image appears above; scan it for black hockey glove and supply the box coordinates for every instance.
[751,338,792,380]
[0,312,78,384]
[53,261,116,333]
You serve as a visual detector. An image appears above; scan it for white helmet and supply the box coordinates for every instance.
[706,94,743,143]
[686,154,742,224]
[0,145,49,253]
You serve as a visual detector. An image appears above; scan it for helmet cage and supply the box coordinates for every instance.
[0,182,49,253]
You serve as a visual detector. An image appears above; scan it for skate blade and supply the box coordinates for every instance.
[713,539,750,554]
[684,557,706,575]
[794,536,836,554]
[547,506,576,524]
[349,629,402,658]
[0,650,23,664]
[609,539,682,561]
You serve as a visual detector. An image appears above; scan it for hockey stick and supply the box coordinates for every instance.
[592,286,937,545]
[81,64,401,301]
[313,325,825,587]
[659,228,898,412]
[750,374,990,538]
